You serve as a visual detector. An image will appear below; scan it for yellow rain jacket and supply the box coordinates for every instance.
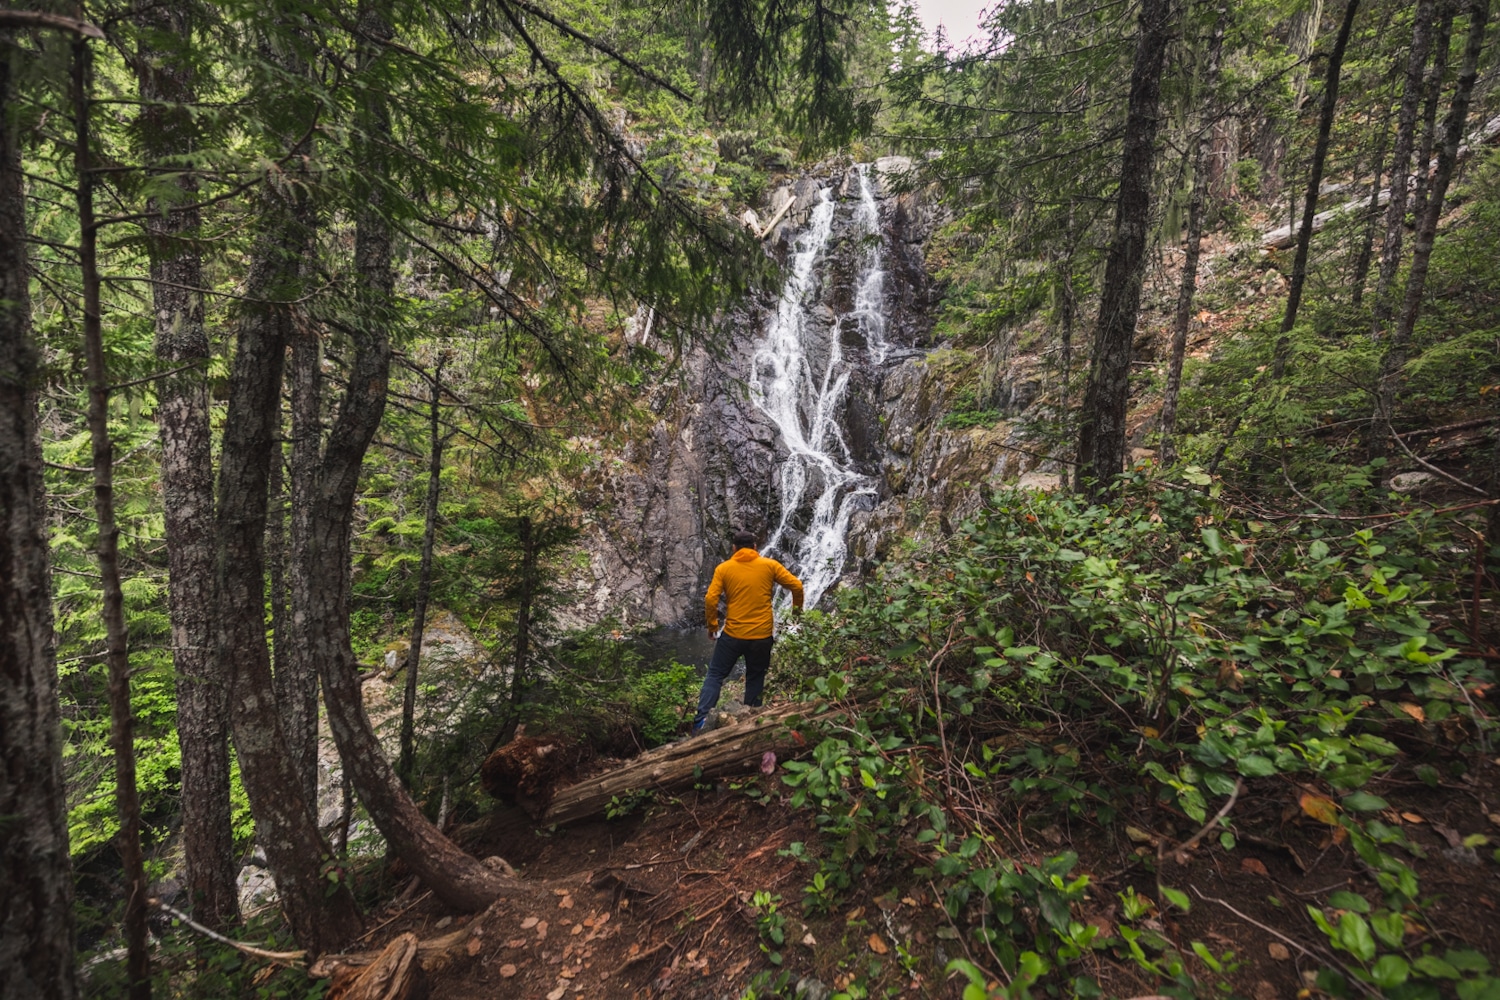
[704,549,804,639]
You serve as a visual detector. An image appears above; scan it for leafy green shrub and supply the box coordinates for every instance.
[772,474,1494,995]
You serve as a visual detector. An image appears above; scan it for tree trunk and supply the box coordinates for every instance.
[398,356,445,787]
[306,2,517,913]
[1,30,80,1000]
[215,133,363,959]
[284,311,323,811]
[1350,102,1392,309]
[135,0,239,930]
[1207,113,1239,201]
[513,514,536,703]
[1278,0,1361,350]
[1410,2,1457,227]
[1370,0,1438,344]
[1375,0,1490,436]
[1057,245,1075,491]
[537,702,842,826]
[1076,0,1173,497]
[268,429,290,707]
[75,40,152,999]
[1161,7,1226,468]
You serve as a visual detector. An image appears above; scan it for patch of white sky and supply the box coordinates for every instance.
[904,0,993,50]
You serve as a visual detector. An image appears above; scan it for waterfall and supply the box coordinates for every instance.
[749,170,888,610]
[852,165,891,364]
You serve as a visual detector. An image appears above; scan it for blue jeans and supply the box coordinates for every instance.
[693,634,774,729]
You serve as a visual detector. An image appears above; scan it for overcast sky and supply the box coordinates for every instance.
[908,0,991,47]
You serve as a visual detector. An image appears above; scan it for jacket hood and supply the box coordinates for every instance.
[732,548,760,562]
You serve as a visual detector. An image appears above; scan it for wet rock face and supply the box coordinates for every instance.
[575,162,968,626]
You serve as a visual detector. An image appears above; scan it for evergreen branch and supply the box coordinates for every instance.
[499,0,693,102]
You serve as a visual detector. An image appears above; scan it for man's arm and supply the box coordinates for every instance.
[705,566,725,635]
[773,562,804,613]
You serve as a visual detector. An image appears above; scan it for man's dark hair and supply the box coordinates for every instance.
[732,528,757,550]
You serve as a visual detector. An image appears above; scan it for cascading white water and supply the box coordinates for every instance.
[851,165,891,364]
[750,171,889,610]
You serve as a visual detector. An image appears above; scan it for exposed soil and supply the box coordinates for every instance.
[325,737,1500,999]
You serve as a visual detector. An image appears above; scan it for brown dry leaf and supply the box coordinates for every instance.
[1268,943,1291,961]
[1401,812,1425,824]
[728,959,751,977]
[900,897,918,907]
[582,915,596,928]
[466,936,483,956]
[521,916,540,930]
[628,943,640,957]
[560,967,577,980]
[1125,825,1155,844]
[558,896,575,910]
[500,964,518,978]
[571,924,583,936]
[546,986,567,1000]
[1398,703,1426,722]
[845,907,865,922]
[594,912,611,927]
[1241,857,1270,877]
[1253,980,1278,1000]
[1300,793,1339,826]
[506,938,527,949]
[1487,813,1500,829]
[535,920,549,941]
[868,934,889,955]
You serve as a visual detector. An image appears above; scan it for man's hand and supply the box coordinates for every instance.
[707,626,718,639]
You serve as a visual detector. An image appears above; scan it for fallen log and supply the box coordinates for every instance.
[540,700,839,826]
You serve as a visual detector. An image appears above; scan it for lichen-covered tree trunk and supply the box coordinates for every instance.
[305,3,516,912]
[216,192,362,960]
[135,0,239,930]
[1370,0,1438,344]
[1161,7,1226,467]
[1076,0,1173,497]
[284,317,323,810]
[0,32,79,1000]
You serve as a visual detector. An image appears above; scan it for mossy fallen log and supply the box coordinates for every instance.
[537,700,837,826]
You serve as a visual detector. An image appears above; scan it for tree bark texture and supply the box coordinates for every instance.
[1076,0,1173,497]
[75,41,152,999]
[284,314,323,811]
[304,2,517,913]
[1160,7,1226,467]
[216,173,363,959]
[1376,0,1490,434]
[1278,0,1361,348]
[0,32,80,1000]
[398,355,445,787]
[1410,2,1457,228]
[135,0,239,930]
[1371,0,1438,342]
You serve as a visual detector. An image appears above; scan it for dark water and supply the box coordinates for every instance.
[634,626,718,669]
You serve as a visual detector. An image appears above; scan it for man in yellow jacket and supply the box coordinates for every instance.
[693,529,804,734]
